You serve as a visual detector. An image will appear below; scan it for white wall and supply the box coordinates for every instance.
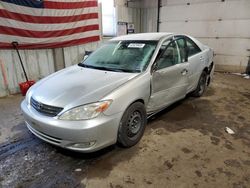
[63,41,101,67]
[159,0,250,72]
[0,49,55,97]
[140,0,158,32]
[115,0,142,33]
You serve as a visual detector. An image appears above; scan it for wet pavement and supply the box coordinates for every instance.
[0,72,250,188]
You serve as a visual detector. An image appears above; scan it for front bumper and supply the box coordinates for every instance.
[21,100,122,152]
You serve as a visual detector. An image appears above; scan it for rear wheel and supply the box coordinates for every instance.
[192,71,207,97]
[117,102,147,147]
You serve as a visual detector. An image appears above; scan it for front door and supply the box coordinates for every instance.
[147,39,189,112]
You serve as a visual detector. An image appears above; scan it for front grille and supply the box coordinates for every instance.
[30,97,63,117]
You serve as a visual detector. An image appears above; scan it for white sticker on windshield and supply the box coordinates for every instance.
[128,43,145,48]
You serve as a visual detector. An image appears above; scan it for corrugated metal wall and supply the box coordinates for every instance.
[159,0,250,72]
[140,0,158,32]
[141,7,157,32]
[116,0,142,33]
[63,41,101,67]
[0,49,54,97]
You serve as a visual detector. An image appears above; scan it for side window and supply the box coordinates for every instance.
[156,41,181,70]
[176,38,187,63]
[186,37,201,57]
[155,39,171,61]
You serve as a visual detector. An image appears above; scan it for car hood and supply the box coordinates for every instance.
[31,65,139,108]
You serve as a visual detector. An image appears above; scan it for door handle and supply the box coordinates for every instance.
[181,69,188,75]
[200,56,204,61]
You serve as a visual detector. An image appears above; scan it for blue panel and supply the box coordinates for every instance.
[0,0,44,8]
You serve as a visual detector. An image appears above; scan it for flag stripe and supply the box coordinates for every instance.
[0,24,99,38]
[1,0,43,8]
[44,1,98,9]
[1,0,97,9]
[0,17,99,31]
[0,30,100,43]
[0,9,98,23]
[0,35,100,49]
[0,2,98,17]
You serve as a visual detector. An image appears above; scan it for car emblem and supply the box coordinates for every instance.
[37,102,43,110]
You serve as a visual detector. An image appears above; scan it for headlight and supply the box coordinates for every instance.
[59,100,112,120]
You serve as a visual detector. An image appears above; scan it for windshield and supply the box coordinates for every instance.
[79,40,158,73]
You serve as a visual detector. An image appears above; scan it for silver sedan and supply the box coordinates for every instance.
[21,33,214,152]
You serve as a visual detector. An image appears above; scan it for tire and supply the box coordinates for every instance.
[117,102,147,148]
[192,71,207,97]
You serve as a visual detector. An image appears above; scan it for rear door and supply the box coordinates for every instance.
[184,37,204,92]
[147,38,189,112]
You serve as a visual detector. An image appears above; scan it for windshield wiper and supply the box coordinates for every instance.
[97,67,141,73]
[78,64,102,70]
[79,64,119,72]
[78,63,91,68]
[79,63,140,73]
[113,68,141,73]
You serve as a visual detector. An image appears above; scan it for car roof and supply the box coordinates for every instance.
[110,32,173,41]
[110,32,206,51]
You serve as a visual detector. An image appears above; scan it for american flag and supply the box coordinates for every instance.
[0,0,100,49]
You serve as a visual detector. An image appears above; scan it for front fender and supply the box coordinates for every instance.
[102,72,151,116]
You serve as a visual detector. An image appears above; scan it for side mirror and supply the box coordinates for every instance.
[83,55,89,61]
[83,51,93,61]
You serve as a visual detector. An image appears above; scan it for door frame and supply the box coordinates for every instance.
[147,36,190,112]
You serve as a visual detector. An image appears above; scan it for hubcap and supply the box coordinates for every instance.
[127,111,142,138]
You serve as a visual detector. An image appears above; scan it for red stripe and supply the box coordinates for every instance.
[0,9,98,23]
[44,1,98,9]
[0,36,100,49]
[0,25,99,38]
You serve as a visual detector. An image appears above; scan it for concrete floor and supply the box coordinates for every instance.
[0,72,249,188]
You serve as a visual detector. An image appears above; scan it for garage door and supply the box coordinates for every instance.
[159,0,250,72]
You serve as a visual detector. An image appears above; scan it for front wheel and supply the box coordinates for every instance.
[117,102,147,147]
[192,71,207,97]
